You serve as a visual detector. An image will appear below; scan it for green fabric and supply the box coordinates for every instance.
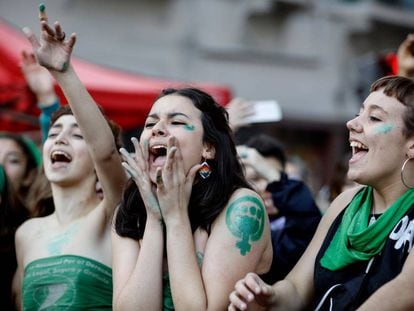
[21,136,42,167]
[0,165,5,195]
[321,186,414,271]
[22,255,112,310]
[163,273,174,310]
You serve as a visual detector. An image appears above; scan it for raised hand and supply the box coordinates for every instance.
[23,3,76,72]
[237,145,281,183]
[20,50,57,105]
[155,136,200,222]
[120,137,162,220]
[397,33,414,78]
[227,98,254,132]
[228,273,276,311]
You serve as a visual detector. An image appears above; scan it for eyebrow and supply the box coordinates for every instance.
[50,123,79,130]
[361,104,388,114]
[147,112,190,119]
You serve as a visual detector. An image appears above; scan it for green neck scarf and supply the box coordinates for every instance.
[320,186,414,271]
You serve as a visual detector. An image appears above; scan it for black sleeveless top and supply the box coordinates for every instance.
[313,204,414,311]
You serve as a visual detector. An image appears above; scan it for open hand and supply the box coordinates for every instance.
[23,4,76,72]
[155,136,200,221]
[120,137,162,220]
[228,273,276,311]
[397,33,414,78]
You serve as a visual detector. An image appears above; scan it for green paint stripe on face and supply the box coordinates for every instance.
[225,195,266,256]
[375,124,393,135]
[184,124,195,131]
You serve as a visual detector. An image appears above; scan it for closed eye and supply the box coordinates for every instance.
[369,116,381,122]
[144,122,155,128]
[172,121,186,125]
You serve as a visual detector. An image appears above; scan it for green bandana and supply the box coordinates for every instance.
[320,186,414,271]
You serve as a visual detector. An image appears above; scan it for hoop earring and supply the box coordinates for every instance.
[401,157,414,189]
[198,160,211,179]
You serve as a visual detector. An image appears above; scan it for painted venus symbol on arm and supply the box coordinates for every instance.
[226,196,266,256]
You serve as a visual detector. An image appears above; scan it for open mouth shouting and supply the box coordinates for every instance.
[349,140,368,164]
[50,150,72,168]
[149,144,167,168]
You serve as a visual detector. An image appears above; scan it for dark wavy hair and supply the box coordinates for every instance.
[115,87,250,239]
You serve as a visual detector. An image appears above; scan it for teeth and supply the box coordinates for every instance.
[152,145,166,150]
[350,141,368,150]
[150,144,167,157]
[51,150,72,161]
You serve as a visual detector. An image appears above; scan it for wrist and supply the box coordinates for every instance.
[163,211,188,228]
[37,93,58,107]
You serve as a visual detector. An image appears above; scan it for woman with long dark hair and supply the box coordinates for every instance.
[112,87,272,310]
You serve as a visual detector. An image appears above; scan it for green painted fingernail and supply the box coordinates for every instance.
[39,3,45,12]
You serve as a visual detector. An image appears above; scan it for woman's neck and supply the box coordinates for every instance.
[51,180,99,224]
[372,182,410,213]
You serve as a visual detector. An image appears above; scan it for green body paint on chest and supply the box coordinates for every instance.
[375,124,393,134]
[184,125,195,131]
[226,196,265,256]
[47,223,79,255]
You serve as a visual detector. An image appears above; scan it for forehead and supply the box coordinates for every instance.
[51,114,78,128]
[149,95,201,118]
[363,90,406,116]
[0,138,24,155]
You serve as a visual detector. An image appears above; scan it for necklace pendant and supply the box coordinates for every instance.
[369,215,376,226]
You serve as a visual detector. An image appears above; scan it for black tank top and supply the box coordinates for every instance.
[313,204,414,310]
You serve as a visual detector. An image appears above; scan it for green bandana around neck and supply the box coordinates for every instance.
[320,186,414,271]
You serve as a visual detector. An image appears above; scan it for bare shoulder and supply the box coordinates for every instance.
[227,187,263,204]
[324,185,364,220]
[16,216,48,240]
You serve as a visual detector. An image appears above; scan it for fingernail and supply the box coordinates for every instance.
[39,3,45,12]
[22,27,30,35]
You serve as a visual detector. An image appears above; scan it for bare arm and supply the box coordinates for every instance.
[111,218,164,310]
[165,188,272,310]
[112,138,166,310]
[228,186,362,310]
[357,245,414,310]
[24,5,126,214]
[13,223,29,310]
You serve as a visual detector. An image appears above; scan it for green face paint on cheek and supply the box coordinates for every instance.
[184,125,195,131]
[225,196,266,256]
[375,124,393,135]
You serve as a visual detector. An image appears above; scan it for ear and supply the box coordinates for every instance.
[202,142,216,160]
[406,135,414,158]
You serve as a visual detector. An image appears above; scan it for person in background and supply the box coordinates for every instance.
[0,132,41,208]
[237,133,321,284]
[229,75,414,311]
[112,87,272,310]
[14,5,126,309]
[0,165,29,310]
